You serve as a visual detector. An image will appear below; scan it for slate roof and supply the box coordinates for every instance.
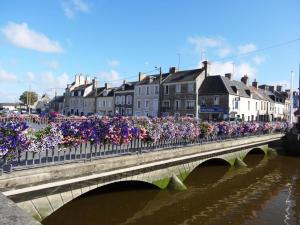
[115,82,138,92]
[97,88,116,97]
[72,83,92,91]
[50,96,64,103]
[162,68,205,83]
[199,75,262,99]
[85,87,105,98]
[137,73,169,85]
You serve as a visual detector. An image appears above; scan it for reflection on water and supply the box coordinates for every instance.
[43,154,300,225]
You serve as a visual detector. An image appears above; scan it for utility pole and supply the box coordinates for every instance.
[290,70,294,123]
[157,66,162,117]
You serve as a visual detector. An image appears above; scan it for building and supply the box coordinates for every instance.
[198,74,262,121]
[0,103,21,111]
[258,84,285,120]
[49,96,65,114]
[134,72,168,117]
[35,94,51,114]
[114,81,137,116]
[160,62,207,117]
[96,83,115,116]
[63,75,96,116]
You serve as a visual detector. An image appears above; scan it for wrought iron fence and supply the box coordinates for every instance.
[0,131,283,174]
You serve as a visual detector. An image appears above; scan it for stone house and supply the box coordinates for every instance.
[96,83,115,116]
[114,81,137,116]
[134,72,168,117]
[160,62,207,117]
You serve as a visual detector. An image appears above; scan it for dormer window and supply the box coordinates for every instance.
[122,85,125,91]
[103,90,108,96]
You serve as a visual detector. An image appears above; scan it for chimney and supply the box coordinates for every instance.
[225,73,232,80]
[92,78,99,90]
[169,67,177,74]
[202,61,209,78]
[276,85,282,92]
[252,79,258,88]
[138,72,146,82]
[241,75,248,85]
[105,83,110,89]
[123,80,127,84]
[269,85,275,92]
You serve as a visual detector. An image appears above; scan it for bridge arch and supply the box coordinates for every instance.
[184,157,232,182]
[243,146,268,159]
[26,180,161,222]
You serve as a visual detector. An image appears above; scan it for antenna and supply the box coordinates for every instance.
[177,53,181,70]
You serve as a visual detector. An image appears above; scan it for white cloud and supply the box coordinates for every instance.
[62,0,90,19]
[0,68,17,82]
[46,60,60,69]
[2,22,63,53]
[107,59,120,67]
[26,72,35,81]
[252,55,266,65]
[188,36,223,53]
[217,47,234,58]
[98,70,122,86]
[201,61,256,79]
[238,43,257,54]
[41,71,70,88]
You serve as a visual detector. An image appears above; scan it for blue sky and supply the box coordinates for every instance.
[0,0,300,102]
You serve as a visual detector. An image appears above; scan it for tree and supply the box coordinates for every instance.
[19,91,38,105]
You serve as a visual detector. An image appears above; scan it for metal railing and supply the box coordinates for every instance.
[0,131,284,174]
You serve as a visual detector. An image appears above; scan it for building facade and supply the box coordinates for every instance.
[114,81,136,116]
[160,64,207,117]
[96,83,115,116]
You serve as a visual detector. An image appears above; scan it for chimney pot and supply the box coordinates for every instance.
[241,75,248,85]
[225,73,232,80]
[138,72,146,82]
[169,67,177,74]
[252,79,258,88]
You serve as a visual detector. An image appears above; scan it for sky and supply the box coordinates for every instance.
[0,0,300,102]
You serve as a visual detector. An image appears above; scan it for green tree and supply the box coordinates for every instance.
[19,91,38,105]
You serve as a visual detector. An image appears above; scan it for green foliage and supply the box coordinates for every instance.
[19,91,38,105]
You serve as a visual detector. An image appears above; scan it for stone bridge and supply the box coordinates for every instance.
[0,133,283,222]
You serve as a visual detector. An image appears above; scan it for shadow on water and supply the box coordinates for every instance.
[185,158,230,188]
[42,181,160,225]
[243,148,266,168]
[42,155,300,225]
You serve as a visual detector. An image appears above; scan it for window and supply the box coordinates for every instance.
[213,96,219,105]
[138,87,141,95]
[185,100,195,109]
[115,107,119,114]
[200,97,206,105]
[121,96,125,105]
[162,100,170,108]
[153,99,158,110]
[176,84,181,93]
[155,86,159,95]
[146,86,150,95]
[175,100,180,110]
[145,100,149,108]
[164,85,169,95]
[126,108,132,116]
[115,96,120,105]
[248,101,250,110]
[103,100,106,107]
[188,83,194,93]
[107,100,111,107]
[126,95,132,105]
[144,111,150,117]
[137,100,141,109]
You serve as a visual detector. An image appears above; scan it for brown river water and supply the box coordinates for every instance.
[43,153,300,225]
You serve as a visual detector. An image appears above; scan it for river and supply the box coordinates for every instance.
[42,152,300,225]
